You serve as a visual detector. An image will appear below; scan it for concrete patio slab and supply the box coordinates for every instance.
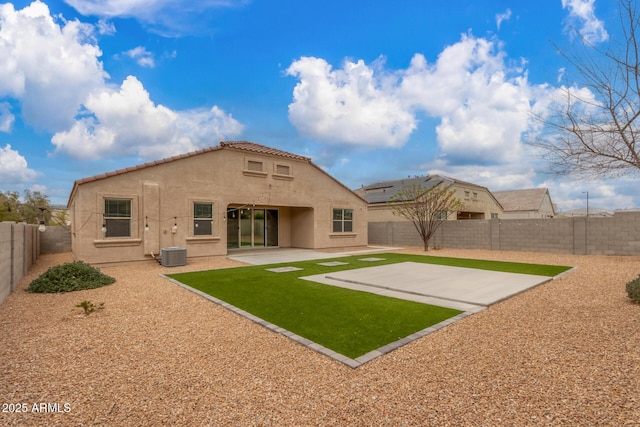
[228,247,398,265]
[265,266,304,273]
[303,262,552,307]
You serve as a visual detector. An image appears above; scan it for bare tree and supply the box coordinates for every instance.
[533,0,640,178]
[389,183,463,251]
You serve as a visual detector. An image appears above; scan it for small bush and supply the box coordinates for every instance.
[627,275,640,303]
[76,300,105,315]
[27,261,115,293]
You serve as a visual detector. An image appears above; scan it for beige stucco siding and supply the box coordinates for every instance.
[69,146,367,264]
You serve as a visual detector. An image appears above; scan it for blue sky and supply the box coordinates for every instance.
[0,0,637,210]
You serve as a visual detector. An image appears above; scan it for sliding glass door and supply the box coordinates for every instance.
[228,208,278,249]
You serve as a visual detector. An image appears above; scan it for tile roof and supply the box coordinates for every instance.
[492,188,549,212]
[220,141,310,161]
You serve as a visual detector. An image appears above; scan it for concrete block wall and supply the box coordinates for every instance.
[40,226,72,254]
[0,223,40,306]
[0,223,12,305]
[369,211,640,256]
[435,220,490,249]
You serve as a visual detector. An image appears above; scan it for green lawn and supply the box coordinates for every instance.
[167,253,571,359]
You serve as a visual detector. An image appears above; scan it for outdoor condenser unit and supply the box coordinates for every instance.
[160,247,187,267]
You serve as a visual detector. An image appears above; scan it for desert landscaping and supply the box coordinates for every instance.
[1,247,639,426]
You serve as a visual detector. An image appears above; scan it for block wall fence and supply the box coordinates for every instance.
[369,211,640,256]
[0,224,70,305]
[2,214,639,305]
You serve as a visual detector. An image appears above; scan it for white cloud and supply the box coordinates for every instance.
[425,158,537,192]
[65,0,245,18]
[0,1,107,131]
[96,18,115,35]
[0,144,38,184]
[286,56,416,148]
[496,9,512,30]
[541,178,635,211]
[400,35,544,166]
[561,0,609,44]
[64,0,250,36]
[52,76,243,160]
[0,103,15,132]
[123,46,155,68]
[1,2,243,161]
[287,34,556,168]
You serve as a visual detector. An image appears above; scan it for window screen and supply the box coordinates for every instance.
[104,199,131,237]
[194,202,213,235]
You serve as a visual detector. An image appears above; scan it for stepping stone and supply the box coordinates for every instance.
[317,261,349,266]
[266,266,303,273]
[359,257,386,262]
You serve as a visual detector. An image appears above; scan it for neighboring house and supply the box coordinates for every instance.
[492,188,556,219]
[355,175,504,221]
[558,207,614,217]
[67,141,368,264]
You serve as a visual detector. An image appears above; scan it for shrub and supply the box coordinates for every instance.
[76,300,105,315]
[626,275,640,303]
[27,261,115,293]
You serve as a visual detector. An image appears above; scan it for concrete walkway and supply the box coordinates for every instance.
[228,247,397,265]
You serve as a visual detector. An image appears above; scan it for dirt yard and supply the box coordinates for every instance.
[1,248,639,426]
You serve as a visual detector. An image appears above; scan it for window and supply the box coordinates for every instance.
[104,199,131,237]
[194,203,213,235]
[464,190,470,200]
[491,213,499,219]
[435,210,448,220]
[276,164,290,175]
[247,160,263,172]
[333,208,353,233]
[473,192,478,200]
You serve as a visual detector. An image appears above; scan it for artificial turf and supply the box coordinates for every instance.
[167,253,571,359]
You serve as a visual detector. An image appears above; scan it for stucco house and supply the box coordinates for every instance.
[492,188,556,219]
[67,141,368,265]
[355,175,504,221]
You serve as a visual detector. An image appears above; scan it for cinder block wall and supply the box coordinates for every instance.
[369,211,640,256]
[0,223,12,305]
[40,226,72,254]
[0,223,40,305]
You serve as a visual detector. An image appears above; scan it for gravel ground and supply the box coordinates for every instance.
[1,248,639,426]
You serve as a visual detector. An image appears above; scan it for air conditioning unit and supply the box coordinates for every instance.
[160,247,187,267]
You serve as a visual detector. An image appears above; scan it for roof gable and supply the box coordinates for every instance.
[492,188,550,212]
[67,141,364,206]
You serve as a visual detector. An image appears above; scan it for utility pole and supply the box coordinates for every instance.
[582,191,589,254]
